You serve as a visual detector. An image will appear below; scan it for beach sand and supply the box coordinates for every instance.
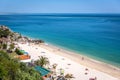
[18,43,120,80]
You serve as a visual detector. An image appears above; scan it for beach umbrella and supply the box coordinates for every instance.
[24,52,29,55]
[20,50,25,53]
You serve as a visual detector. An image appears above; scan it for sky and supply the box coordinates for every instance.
[0,0,120,14]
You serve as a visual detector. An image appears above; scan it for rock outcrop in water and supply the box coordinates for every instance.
[0,25,44,44]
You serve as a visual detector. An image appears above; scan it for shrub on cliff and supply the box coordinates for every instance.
[2,43,7,49]
[10,43,15,50]
[0,28,11,38]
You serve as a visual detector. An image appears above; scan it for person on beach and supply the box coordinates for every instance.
[82,57,84,60]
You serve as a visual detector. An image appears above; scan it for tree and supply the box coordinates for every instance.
[2,43,7,49]
[18,63,43,80]
[0,44,2,49]
[35,56,49,67]
[7,43,15,53]
[0,50,43,80]
[0,62,8,79]
[10,43,15,50]
[7,60,19,80]
[0,26,43,80]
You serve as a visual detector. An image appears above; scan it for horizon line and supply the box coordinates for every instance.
[0,12,120,15]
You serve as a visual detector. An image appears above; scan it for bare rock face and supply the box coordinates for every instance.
[0,25,44,44]
[0,25,10,31]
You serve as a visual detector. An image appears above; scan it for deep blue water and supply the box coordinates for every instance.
[0,14,120,67]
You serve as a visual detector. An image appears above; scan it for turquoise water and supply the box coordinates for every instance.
[0,14,120,67]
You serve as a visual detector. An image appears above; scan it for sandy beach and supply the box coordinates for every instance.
[18,43,120,80]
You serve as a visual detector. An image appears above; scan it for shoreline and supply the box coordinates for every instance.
[17,41,120,80]
[13,32,120,79]
[20,33,120,68]
[15,31,120,68]
[45,42,120,68]
[39,43,120,79]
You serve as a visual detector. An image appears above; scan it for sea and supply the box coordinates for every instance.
[0,14,120,68]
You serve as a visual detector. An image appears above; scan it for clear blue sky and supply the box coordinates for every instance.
[0,0,120,13]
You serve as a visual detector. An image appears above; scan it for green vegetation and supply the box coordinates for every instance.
[35,56,49,67]
[8,52,17,58]
[0,28,11,38]
[0,26,43,80]
[9,43,15,50]
[17,33,22,39]
[0,51,43,80]
[2,43,7,49]
[15,48,23,55]
[0,26,45,80]
[0,44,2,49]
